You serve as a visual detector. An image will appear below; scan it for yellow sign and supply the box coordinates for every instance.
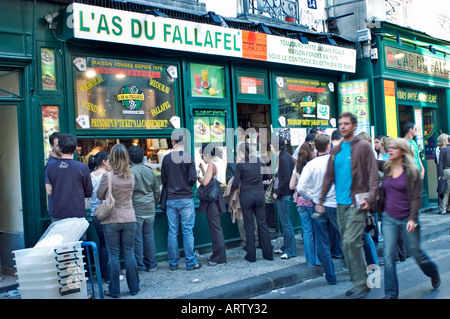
[384,80,398,138]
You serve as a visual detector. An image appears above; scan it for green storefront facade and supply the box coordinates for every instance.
[0,0,358,271]
[351,21,450,208]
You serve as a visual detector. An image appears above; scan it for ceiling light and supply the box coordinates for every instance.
[396,34,402,46]
[325,36,337,46]
[429,45,436,54]
[258,23,272,35]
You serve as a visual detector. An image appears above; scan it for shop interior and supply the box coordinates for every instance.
[237,103,272,153]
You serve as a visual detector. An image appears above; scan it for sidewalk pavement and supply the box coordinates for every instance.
[1,207,450,299]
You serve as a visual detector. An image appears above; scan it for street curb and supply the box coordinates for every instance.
[178,210,450,299]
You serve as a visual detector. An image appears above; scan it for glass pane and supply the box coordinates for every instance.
[41,48,57,91]
[190,63,226,98]
[238,76,266,95]
[0,70,20,97]
[73,56,178,130]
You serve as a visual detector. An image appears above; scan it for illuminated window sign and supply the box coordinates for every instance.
[238,76,266,95]
[73,57,178,129]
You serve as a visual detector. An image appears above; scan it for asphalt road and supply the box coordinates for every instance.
[253,236,450,299]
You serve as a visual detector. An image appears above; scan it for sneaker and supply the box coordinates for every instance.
[147,266,158,272]
[187,263,202,271]
[274,249,284,254]
[280,253,290,260]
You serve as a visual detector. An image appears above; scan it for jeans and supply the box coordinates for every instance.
[135,215,158,271]
[363,231,378,266]
[439,168,450,214]
[297,205,320,265]
[93,216,110,281]
[312,205,338,284]
[166,198,198,270]
[337,204,368,292]
[103,222,140,297]
[276,195,297,257]
[382,213,439,298]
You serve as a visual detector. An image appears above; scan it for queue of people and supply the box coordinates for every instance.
[43,112,442,299]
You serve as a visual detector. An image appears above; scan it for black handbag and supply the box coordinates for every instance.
[196,179,221,202]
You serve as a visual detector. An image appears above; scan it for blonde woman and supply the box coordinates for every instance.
[378,138,440,299]
[97,144,139,298]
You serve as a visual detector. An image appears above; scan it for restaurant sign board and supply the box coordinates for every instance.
[70,3,356,73]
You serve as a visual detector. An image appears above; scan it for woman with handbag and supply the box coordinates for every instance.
[197,144,227,266]
[379,138,440,299]
[90,151,111,283]
[97,144,140,298]
[231,142,273,262]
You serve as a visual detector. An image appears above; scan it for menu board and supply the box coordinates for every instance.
[238,76,266,95]
[73,57,178,129]
[338,79,370,135]
[41,48,57,91]
[42,106,60,164]
[277,76,334,128]
[193,109,226,143]
[190,63,226,98]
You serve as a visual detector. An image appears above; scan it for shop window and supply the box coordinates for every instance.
[193,109,227,185]
[41,48,57,91]
[238,76,266,95]
[338,79,370,135]
[73,56,178,130]
[190,63,226,98]
[277,76,334,128]
[0,70,20,98]
[42,106,60,164]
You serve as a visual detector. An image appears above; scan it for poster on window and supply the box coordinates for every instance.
[73,57,178,129]
[190,63,226,98]
[277,76,333,128]
[41,48,56,91]
[42,106,60,164]
[338,79,370,135]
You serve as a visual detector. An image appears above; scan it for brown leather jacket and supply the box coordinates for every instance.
[319,136,379,208]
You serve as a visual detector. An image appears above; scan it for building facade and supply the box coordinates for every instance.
[1,0,360,275]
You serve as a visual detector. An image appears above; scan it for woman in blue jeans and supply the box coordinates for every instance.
[379,138,440,299]
[97,144,140,298]
[289,142,319,265]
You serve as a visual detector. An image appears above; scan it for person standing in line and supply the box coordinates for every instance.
[45,133,93,228]
[97,144,140,298]
[374,135,384,160]
[90,151,111,284]
[438,135,450,215]
[45,132,61,218]
[289,142,319,266]
[128,146,161,272]
[271,135,296,260]
[331,129,342,147]
[403,122,425,180]
[378,138,440,299]
[317,112,379,298]
[297,134,339,285]
[231,142,273,262]
[161,130,202,271]
[197,144,227,266]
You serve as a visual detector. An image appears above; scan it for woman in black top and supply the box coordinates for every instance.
[232,142,273,262]
[197,144,227,266]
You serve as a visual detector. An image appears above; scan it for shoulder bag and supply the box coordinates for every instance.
[95,172,115,221]
[197,178,221,202]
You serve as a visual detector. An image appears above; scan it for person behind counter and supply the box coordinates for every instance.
[197,144,227,266]
[97,143,140,298]
[128,146,161,273]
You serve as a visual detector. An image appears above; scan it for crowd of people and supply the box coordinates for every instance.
[43,112,442,299]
